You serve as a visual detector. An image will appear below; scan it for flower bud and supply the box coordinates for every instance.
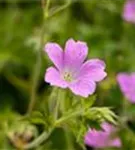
[7,121,38,149]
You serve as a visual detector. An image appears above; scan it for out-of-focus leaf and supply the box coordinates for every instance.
[81,95,96,110]
[85,107,117,125]
[0,53,12,70]
[126,105,135,117]
[28,111,54,131]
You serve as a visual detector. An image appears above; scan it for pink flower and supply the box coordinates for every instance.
[117,73,135,103]
[123,0,135,24]
[44,39,107,97]
[85,122,121,148]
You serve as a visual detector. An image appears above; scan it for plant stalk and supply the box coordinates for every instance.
[27,0,50,115]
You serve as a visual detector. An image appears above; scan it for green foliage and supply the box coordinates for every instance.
[1,0,135,149]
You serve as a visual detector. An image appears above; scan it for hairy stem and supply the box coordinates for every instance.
[54,89,61,120]
[23,128,53,149]
[25,0,72,148]
[49,0,71,17]
[27,0,50,115]
[55,109,84,126]
[24,109,84,149]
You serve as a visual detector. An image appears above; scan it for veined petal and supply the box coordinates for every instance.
[45,67,67,88]
[45,43,63,70]
[64,39,88,70]
[69,79,96,97]
[80,59,107,82]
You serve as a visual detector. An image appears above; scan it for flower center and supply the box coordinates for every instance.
[63,71,73,82]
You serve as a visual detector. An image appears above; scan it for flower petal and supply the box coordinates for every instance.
[85,123,121,148]
[110,138,121,148]
[123,1,135,24]
[69,79,96,97]
[117,73,135,103]
[131,73,135,84]
[45,43,63,70]
[102,122,115,133]
[126,93,135,103]
[45,67,67,88]
[64,39,88,70]
[80,59,107,82]
[84,129,109,148]
[117,73,131,94]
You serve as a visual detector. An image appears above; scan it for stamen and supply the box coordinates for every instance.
[63,71,73,82]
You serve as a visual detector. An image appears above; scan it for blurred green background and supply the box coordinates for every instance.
[1,0,135,149]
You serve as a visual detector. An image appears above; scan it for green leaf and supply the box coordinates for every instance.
[29,117,45,125]
[67,120,87,149]
[81,95,96,110]
[28,111,54,129]
[85,107,117,125]
[0,53,12,70]
[85,120,102,130]
[126,105,135,117]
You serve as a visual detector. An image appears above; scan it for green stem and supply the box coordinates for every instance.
[24,0,73,148]
[23,109,84,149]
[64,129,75,150]
[54,88,61,120]
[44,0,50,18]
[48,87,58,113]
[121,97,129,123]
[26,45,42,114]
[49,0,71,17]
[23,96,84,149]
[27,0,50,115]
[23,128,53,149]
[55,109,84,126]
[27,0,72,115]
[23,111,82,149]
